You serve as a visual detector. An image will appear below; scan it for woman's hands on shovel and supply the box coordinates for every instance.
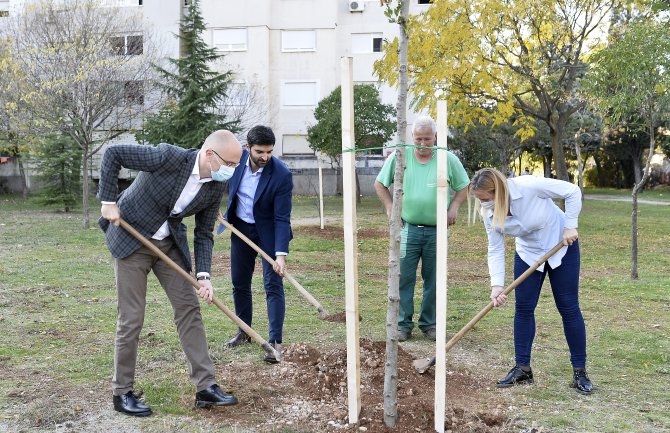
[490,285,507,307]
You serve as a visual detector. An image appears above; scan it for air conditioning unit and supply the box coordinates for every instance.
[349,0,365,12]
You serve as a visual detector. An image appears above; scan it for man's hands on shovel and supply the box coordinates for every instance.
[102,203,214,303]
[196,280,214,303]
[101,203,121,226]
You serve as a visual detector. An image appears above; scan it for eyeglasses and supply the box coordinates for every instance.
[211,149,240,168]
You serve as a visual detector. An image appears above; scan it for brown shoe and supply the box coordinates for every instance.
[263,342,282,364]
[226,331,251,348]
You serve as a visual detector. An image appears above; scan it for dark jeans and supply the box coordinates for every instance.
[398,223,437,333]
[230,220,285,344]
[513,241,587,369]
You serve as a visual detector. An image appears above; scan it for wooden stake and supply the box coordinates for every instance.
[434,100,449,433]
[318,158,325,230]
[341,56,361,424]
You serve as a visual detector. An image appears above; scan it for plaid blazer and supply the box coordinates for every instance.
[97,143,226,274]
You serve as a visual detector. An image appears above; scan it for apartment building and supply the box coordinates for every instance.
[1,0,433,194]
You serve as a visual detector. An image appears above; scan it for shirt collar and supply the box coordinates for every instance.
[245,155,264,176]
[194,152,212,183]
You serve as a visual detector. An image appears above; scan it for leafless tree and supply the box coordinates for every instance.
[3,0,164,228]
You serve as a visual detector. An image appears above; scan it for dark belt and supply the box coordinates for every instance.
[405,221,436,228]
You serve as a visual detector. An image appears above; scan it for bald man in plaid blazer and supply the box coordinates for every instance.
[97,130,242,417]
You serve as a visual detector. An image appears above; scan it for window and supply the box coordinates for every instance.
[212,28,247,51]
[282,81,319,107]
[281,30,316,52]
[418,0,432,4]
[282,135,313,155]
[351,33,383,54]
[123,81,144,105]
[111,35,143,55]
[101,0,142,6]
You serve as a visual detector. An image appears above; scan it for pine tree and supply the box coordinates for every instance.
[34,135,82,212]
[138,0,240,148]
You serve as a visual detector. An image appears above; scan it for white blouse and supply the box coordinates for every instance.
[482,175,582,287]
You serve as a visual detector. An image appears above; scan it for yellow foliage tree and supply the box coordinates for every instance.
[375,0,612,181]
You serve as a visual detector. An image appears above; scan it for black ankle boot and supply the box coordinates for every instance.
[496,366,534,388]
[571,368,593,395]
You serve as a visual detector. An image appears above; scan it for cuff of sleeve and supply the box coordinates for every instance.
[276,252,288,256]
[491,276,505,287]
[101,201,116,205]
[564,217,578,229]
[196,272,210,278]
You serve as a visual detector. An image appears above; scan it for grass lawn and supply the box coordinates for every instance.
[0,192,668,432]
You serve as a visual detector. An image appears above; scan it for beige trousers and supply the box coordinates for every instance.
[112,238,216,395]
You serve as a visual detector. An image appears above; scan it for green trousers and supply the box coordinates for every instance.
[398,223,437,333]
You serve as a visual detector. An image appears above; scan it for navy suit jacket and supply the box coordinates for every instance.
[225,150,293,255]
[97,143,226,274]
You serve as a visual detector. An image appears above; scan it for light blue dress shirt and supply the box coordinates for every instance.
[235,157,263,224]
[234,156,288,256]
[482,175,582,287]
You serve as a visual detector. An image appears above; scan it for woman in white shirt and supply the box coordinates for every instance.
[470,168,593,395]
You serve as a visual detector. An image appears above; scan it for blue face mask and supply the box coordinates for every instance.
[210,163,235,182]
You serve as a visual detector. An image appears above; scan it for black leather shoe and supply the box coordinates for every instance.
[113,391,152,417]
[195,384,238,408]
[496,366,534,388]
[263,342,282,364]
[571,369,593,395]
[225,331,251,348]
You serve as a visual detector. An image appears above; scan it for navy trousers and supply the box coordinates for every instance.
[230,220,285,344]
[513,241,587,369]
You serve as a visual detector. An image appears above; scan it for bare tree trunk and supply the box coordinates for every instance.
[632,154,642,186]
[355,169,361,204]
[81,152,90,229]
[384,0,409,428]
[543,152,553,178]
[575,141,584,199]
[630,117,656,279]
[17,154,29,199]
[549,114,569,181]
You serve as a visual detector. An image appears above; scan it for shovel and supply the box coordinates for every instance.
[118,218,281,362]
[413,241,565,374]
[216,213,330,319]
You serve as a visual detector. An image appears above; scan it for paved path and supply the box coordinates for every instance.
[584,194,670,206]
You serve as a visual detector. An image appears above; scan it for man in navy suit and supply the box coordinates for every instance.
[224,125,293,363]
[98,130,242,416]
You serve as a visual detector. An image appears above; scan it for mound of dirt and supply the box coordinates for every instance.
[211,339,512,433]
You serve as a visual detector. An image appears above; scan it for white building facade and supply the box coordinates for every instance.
[1,0,433,194]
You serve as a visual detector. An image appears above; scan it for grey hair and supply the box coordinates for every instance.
[412,115,437,135]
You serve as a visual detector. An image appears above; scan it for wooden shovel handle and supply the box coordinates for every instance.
[118,218,279,358]
[423,241,566,369]
[217,213,328,316]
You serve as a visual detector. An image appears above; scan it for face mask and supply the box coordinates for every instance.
[210,163,235,182]
[480,200,495,210]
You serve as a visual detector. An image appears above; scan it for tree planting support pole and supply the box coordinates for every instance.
[434,100,449,433]
[318,158,325,230]
[341,56,361,424]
